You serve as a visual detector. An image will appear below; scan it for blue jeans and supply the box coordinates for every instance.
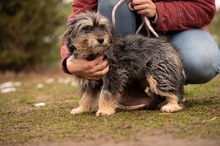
[98,0,220,84]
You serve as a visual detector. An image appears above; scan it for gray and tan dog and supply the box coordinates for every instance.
[64,11,186,116]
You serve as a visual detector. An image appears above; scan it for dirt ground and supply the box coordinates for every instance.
[23,134,220,146]
[1,69,219,146]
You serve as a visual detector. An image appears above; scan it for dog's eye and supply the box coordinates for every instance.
[99,24,105,29]
[83,25,92,31]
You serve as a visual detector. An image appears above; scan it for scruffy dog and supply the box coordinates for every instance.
[64,11,186,116]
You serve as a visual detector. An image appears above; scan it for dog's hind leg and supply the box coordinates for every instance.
[159,94,183,112]
[71,89,99,115]
[146,75,183,113]
[147,91,166,110]
[150,91,182,112]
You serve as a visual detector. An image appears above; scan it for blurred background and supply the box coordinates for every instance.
[0,0,219,73]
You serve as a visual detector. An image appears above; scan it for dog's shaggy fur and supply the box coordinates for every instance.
[64,11,186,116]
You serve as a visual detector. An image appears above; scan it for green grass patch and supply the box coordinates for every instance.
[0,72,220,145]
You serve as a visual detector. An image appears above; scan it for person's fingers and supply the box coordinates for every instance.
[134,3,148,10]
[87,56,108,73]
[132,0,147,5]
[93,64,109,77]
[134,5,156,17]
[67,55,108,80]
[91,56,105,66]
[82,75,100,80]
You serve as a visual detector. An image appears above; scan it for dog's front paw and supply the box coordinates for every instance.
[70,107,86,115]
[160,104,182,113]
[96,108,115,116]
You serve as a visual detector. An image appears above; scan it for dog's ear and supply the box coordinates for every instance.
[66,38,76,55]
[64,27,73,38]
[64,18,79,38]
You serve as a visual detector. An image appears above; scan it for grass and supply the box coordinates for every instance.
[0,68,220,145]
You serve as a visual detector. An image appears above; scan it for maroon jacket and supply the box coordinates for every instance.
[61,0,216,74]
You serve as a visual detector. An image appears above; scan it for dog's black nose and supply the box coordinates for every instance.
[97,38,104,44]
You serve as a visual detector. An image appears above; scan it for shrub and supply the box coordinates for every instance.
[0,0,65,71]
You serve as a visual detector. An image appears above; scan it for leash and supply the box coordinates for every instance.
[112,0,159,38]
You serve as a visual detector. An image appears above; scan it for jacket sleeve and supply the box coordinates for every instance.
[68,0,98,21]
[154,0,216,32]
[60,0,98,74]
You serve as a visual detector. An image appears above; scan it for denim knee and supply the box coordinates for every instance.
[169,29,220,84]
[98,0,136,35]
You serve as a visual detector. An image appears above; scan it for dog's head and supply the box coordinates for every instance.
[64,11,113,59]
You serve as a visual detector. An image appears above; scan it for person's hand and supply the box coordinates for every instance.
[129,0,157,18]
[66,56,109,80]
